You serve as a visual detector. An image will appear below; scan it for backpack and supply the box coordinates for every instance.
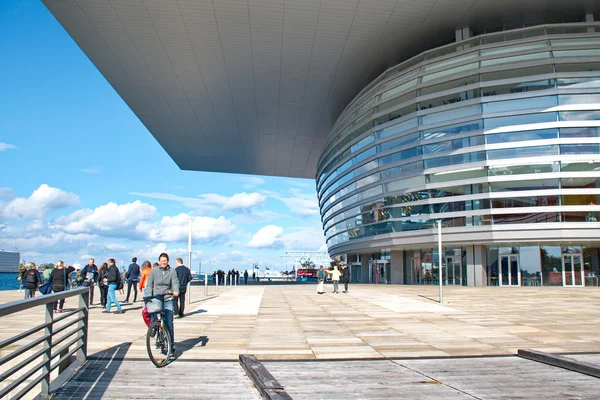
[25,271,37,285]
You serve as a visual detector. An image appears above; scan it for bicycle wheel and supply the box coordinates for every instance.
[146,320,171,367]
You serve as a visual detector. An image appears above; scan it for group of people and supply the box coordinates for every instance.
[212,269,242,285]
[316,263,351,294]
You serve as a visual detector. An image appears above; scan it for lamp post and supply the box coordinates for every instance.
[437,220,443,304]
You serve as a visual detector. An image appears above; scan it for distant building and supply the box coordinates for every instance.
[0,251,20,273]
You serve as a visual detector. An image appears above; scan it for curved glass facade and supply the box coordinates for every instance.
[316,23,600,257]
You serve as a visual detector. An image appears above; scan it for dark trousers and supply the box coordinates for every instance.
[125,280,138,302]
[344,281,349,291]
[244,277,248,284]
[86,282,95,304]
[99,285,108,307]
[174,287,187,317]
[53,287,65,310]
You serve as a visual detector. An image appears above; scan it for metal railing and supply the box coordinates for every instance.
[0,287,89,399]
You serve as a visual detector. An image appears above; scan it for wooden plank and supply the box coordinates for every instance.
[239,354,292,400]
[518,349,600,378]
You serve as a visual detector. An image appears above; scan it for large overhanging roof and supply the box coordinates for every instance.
[44,0,595,178]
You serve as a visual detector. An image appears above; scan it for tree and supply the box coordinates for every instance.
[300,260,315,269]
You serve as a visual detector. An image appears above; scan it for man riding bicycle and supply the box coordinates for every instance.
[146,252,180,353]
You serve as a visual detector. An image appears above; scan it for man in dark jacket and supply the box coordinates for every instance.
[50,262,76,312]
[81,258,98,305]
[174,258,192,318]
[125,257,140,303]
[23,263,40,299]
[341,263,351,293]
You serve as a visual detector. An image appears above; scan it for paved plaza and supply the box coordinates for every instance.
[2,283,599,361]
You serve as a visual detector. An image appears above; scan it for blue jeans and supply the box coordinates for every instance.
[106,283,122,311]
[150,299,174,346]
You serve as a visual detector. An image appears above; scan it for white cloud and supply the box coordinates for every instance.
[0,142,17,151]
[61,200,157,236]
[81,167,102,174]
[130,191,266,213]
[143,213,236,242]
[262,188,319,216]
[247,225,284,249]
[1,184,79,219]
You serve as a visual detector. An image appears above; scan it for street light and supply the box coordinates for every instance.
[437,220,443,304]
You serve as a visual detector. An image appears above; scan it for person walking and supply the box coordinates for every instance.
[103,258,123,314]
[174,258,192,318]
[147,252,179,353]
[341,263,350,293]
[124,257,140,303]
[97,263,109,309]
[244,270,248,284]
[81,258,98,305]
[325,265,341,294]
[139,260,152,297]
[316,265,325,294]
[50,261,75,312]
[23,263,40,299]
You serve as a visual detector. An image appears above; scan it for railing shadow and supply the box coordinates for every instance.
[51,342,131,399]
[177,336,209,354]
[183,308,207,316]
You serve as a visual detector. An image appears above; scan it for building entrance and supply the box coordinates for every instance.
[562,253,584,286]
[369,260,390,284]
[500,255,520,286]
[444,255,462,285]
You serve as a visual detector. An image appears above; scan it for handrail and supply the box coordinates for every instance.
[0,287,89,399]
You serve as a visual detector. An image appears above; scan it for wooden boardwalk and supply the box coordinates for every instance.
[50,354,600,399]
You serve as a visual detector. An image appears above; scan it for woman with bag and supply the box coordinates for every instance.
[103,258,123,314]
[97,263,109,309]
[50,261,75,313]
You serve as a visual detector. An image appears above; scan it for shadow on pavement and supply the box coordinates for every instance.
[178,336,209,354]
[52,342,132,399]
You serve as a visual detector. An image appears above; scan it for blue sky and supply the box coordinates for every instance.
[0,0,325,271]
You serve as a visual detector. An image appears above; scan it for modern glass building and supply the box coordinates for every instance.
[318,24,600,287]
[44,1,600,287]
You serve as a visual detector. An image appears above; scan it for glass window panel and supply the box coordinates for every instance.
[559,111,600,121]
[560,161,600,172]
[554,49,600,58]
[381,161,423,180]
[488,163,557,176]
[379,68,420,92]
[353,146,377,164]
[483,96,556,114]
[374,105,416,126]
[561,144,600,155]
[424,151,485,169]
[557,77,600,89]
[481,65,553,82]
[563,194,600,206]
[420,75,479,96]
[353,160,379,177]
[355,173,380,189]
[561,177,600,189]
[491,196,558,208]
[384,176,425,193]
[487,145,558,160]
[484,112,556,129]
[555,62,600,73]
[491,179,559,192]
[493,212,559,224]
[485,128,558,144]
[377,118,418,139]
[480,41,548,56]
[378,133,420,153]
[482,79,554,97]
[423,137,478,154]
[421,121,482,140]
[380,79,418,101]
[358,185,383,201]
[427,167,487,183]
[421,105,481,126]
[422,53,478,72]
[420,89,480,110]
[421,62,479,82]
[481,52,551,67]
[550,37,600,47]
[558,94,600,105]
[376,92,416,113]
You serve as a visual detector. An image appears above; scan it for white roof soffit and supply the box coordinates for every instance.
[43,0,595,178]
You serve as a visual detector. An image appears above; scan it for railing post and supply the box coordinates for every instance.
[204,273,208,297]
[78,290,89,361]
[41,303,53,397]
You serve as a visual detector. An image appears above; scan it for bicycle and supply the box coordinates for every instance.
[144,294,173,367]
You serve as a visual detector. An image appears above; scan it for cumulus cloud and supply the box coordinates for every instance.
[81,167,102,174]
[234,176,265,189]
[130,191,266,213]
[1,184,79,219]
[0,142,17,151]
[143,213,236,242]
[61,200,157,237]
[247,225,284,249]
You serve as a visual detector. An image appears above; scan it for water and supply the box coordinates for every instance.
[0,272,21,291]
